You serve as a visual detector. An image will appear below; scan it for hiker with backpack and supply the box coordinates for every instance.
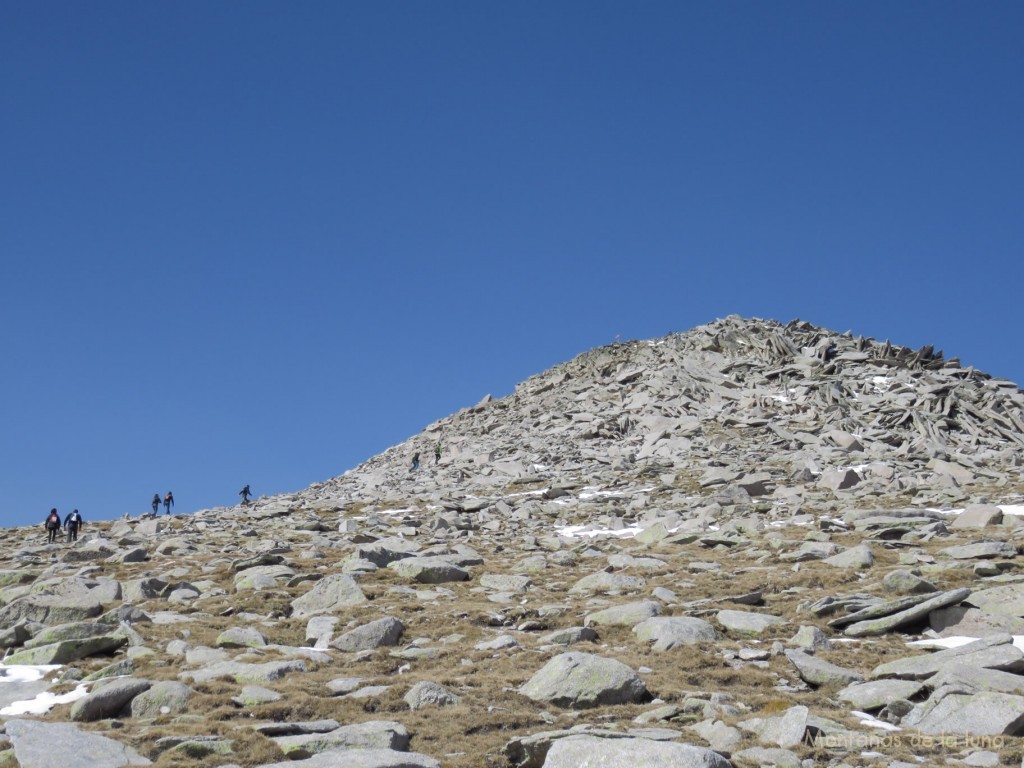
[164,491,174,514]
[411,452,420,471]
[44,508,61,544]
[434,441,442,465]
[239,485,252,505]
[64,509,83,542]
[151,493,160,515]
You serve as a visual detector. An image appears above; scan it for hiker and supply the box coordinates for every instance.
[164,491,174,514]
[434,441,442,465]
[151,493,160,515]
[411,452,420,471]
[64,508,83,542]
[44,508,61,544]
[239,484,252,505]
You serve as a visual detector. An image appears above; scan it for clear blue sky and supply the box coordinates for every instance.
[2,3,1021,527]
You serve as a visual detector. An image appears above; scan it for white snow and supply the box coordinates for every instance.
[555,524,645,540]
[906,635,1024,652]
[852,710,901,732]
[0,664,90,717]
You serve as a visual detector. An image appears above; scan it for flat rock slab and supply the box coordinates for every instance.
[844,588,971,637]
[5,719,152,767]
[939,542,1016,560]
[330,617,405,652]
[273,720,410,757]
[740,705,808,748]
[717,609,786,636]
[70,677,152,722]
[519,652,648,709]
[539,734,732,767]
[965,583,1024,619]
[905,690,1024,736]
[871,634,1024,680]
[837,679,926,711]
[181,659,307,685]
[255,747,440,768]
[290,574,367,617]
[569,571,646,595]
[785,650,863,687]
[929,663,1024,695]
[387,557,469,584]
[633,616,719,650]
[585,601,661,628]
[5,634,127,665]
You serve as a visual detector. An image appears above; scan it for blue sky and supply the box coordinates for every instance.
[2,3,1021,528]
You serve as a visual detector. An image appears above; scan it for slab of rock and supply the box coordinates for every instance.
[538,627,597,646]
[181,659,307,685]
[836,679,925,711]
[843,587,971,637]
[903,688,1024,736]
[585,601,661,628]
[539,734,732,767]
[739,704,808,748]
[5,719,152,767]
[939,542,1016,560]
[479,574,532,593]
[0,593,103,626]
[255,747,440,768]
[930,605,1024,636]
[404,681,460,709]
[331,616,405,652]
[686,718,742,751]
[130,681,193,717]
[272,720,410,757]
[882,570,937,594]
[823,544,874,569]
[387,557,469,584]
[569,571,646,595]
[5,634,127,665]
[716,609,786,636]
[216,626,268,648]
[964,582,1024,619]
[519,652,648,709]
[785,649,863,687]
[632,616,719,650]
[871,634,1024,680]
[951,504,1004,529]
[290,574,367,617]
[70,677,152,722]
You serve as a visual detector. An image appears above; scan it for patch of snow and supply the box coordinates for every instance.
[1001,505,1024,517]
[905,636,979,650]
[0,683,90,716]
[852,711,901,732]
[0,664,60,683]
[556,524,644,540]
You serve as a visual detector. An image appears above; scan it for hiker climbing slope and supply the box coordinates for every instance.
[151,494,160,515]
[239,484,252,505]
[164,491,174,514]
[64,508,83,542]
[44,508,61,544]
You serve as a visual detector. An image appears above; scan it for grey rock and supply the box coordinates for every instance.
[255,749,440,768]
[632,616,719,650]
[330,617,405,652]
[785,649,863,687]
[4,634,127,665]
[904,688,1024,736]
[404,680,461,709]
[569,571,646,595]
[951,504,1004,529]
[585,601,661,628]
[5,719,152,767]
[928,663,1024,695]
[787,625,831,651]
[519,652,648,709]
[130,681,193,717]
[686,719,742,751]
[823,543,874,569]
[871,634,1024,680]
[290,574,367,617]
[882,569,937,594]
[273,720,410,757]
[216,626,268,648]
[232,685,283,706]
[930,605,1024,636]
[837,678,926,711]
[716,609,786,636]
[844,587,971,636]
[388,556,469,584]
[739,704,808,748]
[730,747,802,768]
[181,659,307,685]
[479,573,532,593]
[965,582,1024,619]
[70,677,152,722]
[539,734,731,767]
[940,541,1017,560]
[537,627,597,646]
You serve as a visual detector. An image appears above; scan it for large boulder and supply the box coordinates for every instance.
[330,617,405,652]
[387,557,469,584]
[130,681,194,718]
[5,719,152,767]
[290,574,367,617]
[633,616,719,650]
[540,734,732,767]
[585,601,661,628]
[519,652,648,709]
[70,677,152,722]
[272,720,410,757]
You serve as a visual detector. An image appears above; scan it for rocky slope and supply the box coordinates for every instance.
[1,316,1024,768]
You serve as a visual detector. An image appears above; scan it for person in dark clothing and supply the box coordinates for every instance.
[239,485,252,505]
[64,509,83,542]
[411,452,420,471]
[44,508,61,544]
[164,491,174,514]
[151,494,160,515]
[434,442,442,465]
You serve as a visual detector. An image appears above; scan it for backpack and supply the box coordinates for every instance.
[70,511,80,525]
[47,513,59,528]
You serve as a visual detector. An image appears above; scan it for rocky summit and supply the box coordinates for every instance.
[2,315,1024,768]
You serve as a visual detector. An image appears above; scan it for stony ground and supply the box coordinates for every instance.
[2,316,1024,768]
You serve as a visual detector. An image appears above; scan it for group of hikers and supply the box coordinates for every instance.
[411,442,442,472]
[151,491,175,515]
[43,508,83,544]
